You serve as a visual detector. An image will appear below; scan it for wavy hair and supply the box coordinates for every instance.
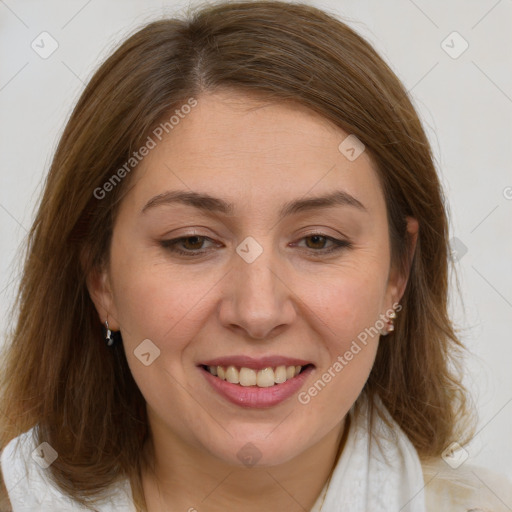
[0,1,475,510]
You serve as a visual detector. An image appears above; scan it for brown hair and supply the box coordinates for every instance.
[0,0,475,510]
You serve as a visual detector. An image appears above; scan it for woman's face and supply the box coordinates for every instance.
[89,90,415,467]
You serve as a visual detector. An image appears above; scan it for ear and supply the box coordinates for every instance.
[85,263,121,330]
[385,216,419,307]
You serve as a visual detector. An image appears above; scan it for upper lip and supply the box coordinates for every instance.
[199,355,313,370]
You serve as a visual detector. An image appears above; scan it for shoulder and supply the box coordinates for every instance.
[421,457,512,512]
[1,427,135,511]
[1,427,67,511]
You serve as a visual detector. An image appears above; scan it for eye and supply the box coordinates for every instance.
[160,235,216,256]
[293,234,352,254]
[160,233,352,257]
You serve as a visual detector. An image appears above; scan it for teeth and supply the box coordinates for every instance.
[239,367,256,386]
[256,367,274,388]
[207,364,305,387]
[225,365,239,384]
[274,365,287,383]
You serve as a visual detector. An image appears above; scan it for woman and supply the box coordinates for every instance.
[0,1,510,510]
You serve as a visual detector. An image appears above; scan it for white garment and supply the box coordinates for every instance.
[310,393,426,512]
[1,394,426,511]
[1,432,135,512]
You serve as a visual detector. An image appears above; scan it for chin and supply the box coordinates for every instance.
[201,431,308,468]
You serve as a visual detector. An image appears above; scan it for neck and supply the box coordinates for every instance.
[140,415,350,512]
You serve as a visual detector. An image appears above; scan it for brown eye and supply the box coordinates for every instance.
[160,233,351,258]
[295,233,352,255]
[180,236,206,250]
[304,235,329,250]
[160,235,217,256]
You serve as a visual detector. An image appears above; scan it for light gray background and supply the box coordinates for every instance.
[1,0,511,482]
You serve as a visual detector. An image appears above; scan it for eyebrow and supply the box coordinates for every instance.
[141,189,367,218]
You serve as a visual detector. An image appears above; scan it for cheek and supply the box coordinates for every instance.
[301,269,386,407]
[110,259,211,415]
[306,267,387,343]
[109,246,211,346]
[297,275,383,417]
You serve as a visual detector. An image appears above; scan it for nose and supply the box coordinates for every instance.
[218,244,297,340]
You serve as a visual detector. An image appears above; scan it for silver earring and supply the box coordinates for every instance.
[102,319,120,347]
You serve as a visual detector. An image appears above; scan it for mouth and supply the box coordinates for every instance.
[199,363,315,388]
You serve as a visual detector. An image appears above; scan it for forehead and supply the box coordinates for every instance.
[119,90,386,220]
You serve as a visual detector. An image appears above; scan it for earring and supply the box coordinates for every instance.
[380,310,397,336]
[102,319,121,347]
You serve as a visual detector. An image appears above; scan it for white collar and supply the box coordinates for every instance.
[311,393,426,512]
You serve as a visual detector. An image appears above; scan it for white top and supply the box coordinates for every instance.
[1,431,135,511]
[1,394,426,511]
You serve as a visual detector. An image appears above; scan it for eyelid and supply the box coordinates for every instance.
[299,227,348,239]
[159,235,218,252]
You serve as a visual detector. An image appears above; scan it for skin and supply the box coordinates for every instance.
[87,89,418,512]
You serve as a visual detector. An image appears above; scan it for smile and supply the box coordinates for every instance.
[198,363,315,408]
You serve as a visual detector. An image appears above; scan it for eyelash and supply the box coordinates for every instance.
[159,234,352,257]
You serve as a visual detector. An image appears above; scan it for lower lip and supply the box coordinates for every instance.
[199,365,314,408]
